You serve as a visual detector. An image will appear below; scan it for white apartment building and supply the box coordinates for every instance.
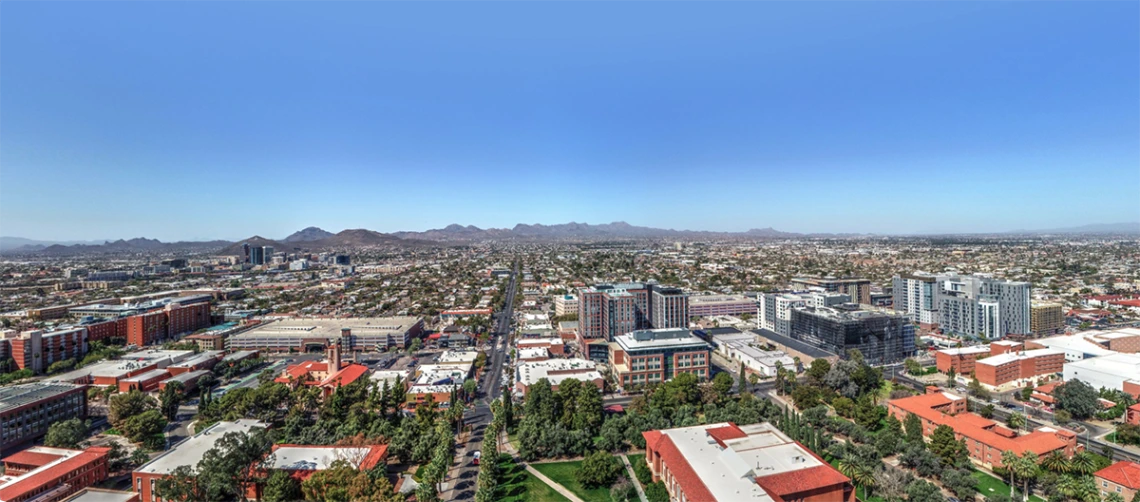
[759,291,850,336]
[892,272,1030,339]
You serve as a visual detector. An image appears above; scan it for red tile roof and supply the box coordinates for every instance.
[705,424,748,447]
[0,447,110,502]
[756,465,851,501]
[1035,382,1059,395]
[320,363,369,388]
[641,431,715,502]
[1097,461,1140,489]
[890,393,1069,456]
[2,450,64,468]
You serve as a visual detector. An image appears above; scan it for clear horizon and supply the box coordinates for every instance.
[2,2,1138,241]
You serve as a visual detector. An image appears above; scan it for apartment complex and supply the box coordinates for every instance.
[578,283,689,341]
[888,388,1076,468]
[0,383,88,451]
[789,305,916,365]
[642,422,854,502]
[759,291,849,336]
[9,327,87,373]
[688,294,756,318]
[227,316,424,352]
[1030,302,1065,337]
[608,328,710,388]
[0,446,111,502]
[934,345,992,375]
[892,272,1031,339]
[790,277,871,304]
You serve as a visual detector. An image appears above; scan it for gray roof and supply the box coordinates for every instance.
[0,382,84,414]
[750,328,838,359]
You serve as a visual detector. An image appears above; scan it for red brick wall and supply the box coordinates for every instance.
[127,311,167,346]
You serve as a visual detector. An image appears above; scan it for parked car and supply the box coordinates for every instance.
[473,451,481,465]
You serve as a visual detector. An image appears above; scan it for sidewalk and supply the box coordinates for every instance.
[620,454,649,502]
[525,464,586,502]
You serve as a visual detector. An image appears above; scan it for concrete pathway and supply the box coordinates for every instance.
[525,464,586,502]
[620,454,649,502]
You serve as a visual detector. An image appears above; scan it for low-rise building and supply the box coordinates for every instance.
[244,444,388,500]
[133,420,267,502]
[1094,461,1140,501]
[515,358,602,395]
[712,332,794,377]
[1065,353,1140,397]
[554,294,578,317]
[935,346,992,376]
[0,446,111,502]
[609,328,711,388]
[275,341,369,397]
[642,422,854,502]
[974,349,1064,387]
[887,388,1076,468]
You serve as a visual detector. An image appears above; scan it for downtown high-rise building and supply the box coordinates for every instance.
[759,290,850,336]
[578,282,689,341]
[892,272,1031,339]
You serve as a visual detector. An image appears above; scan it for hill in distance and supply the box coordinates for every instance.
[283,227,334,242]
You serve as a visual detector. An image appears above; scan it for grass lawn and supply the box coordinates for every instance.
[496,454,569,502]
[532,460,613,502]
[507,431,521,451]
[972,469,1045,502]
[626,453,646,488]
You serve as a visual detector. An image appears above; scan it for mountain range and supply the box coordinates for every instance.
[2,221,1137,256]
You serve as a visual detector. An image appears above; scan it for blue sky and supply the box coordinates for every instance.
[2,2,1137,241]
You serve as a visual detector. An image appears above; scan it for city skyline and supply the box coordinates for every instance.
[2,2,1138,241]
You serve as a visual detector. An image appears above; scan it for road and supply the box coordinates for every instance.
[452,261,518,502]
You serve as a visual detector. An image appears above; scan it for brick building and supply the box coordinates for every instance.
[935,345,991,375]
[244,444,388,500]
[0,446,111,502]
[609,328,711,389]
[126,311,167,347]
[0,383,88,451]
[82,318,129,343]
[888,387,1077,468]
[10,327,87,373]
[974,348,1064,387]
[642,422,854,502]
[1095,461,1140,501]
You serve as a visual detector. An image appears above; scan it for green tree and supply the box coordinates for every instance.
[905,479,943,502]
[262,470,302,502]
[121,409,167,447]
[806,358,831,386]
[904,412,925,447]
[1055,380,1099,419]
[109,390,157,429]
[968,376,990,400]
[573,383,604,435]
[1041,450,1071,473]
[1012,452,1039,502]
[947,366,957,387]
[854,394,884,429]
[903,358,922,375]
[159,380,185,422]
[737,362,747,393]
[43,418,89,449]
[710,371,734,400]
[1007,411,1026,430]
[576,450,621,489]
[833,396,855,418]
[929,424,966,467]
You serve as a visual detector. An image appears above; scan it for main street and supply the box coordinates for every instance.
[450,262,518,501]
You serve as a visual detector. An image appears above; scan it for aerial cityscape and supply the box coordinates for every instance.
[1,2,1138,502]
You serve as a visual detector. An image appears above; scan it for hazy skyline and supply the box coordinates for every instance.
[2,2,1138,241]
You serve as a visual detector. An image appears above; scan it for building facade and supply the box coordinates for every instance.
[1030,302,1065,338]
[554,294,579,317]
[0,383,88,451]
[974,349,1065,387]
[578,283,690,341]
[650,287,689,329]
[609,328,711,388]
[0,446,111,502]
[1095,461,1140,501]
[688,295,756,318]
[892,272,1031,339]
[10,327,87,373]
[789,305,916,365]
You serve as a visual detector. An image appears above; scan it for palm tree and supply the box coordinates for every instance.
[837,459,875,490]
[1056,474,1081,501]
[1013,452,1039,502]
[1041,451,1071,474]
[1001,450,1020,499]
[1070,452,1097,476]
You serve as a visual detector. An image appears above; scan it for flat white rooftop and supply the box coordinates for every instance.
[264,446,372,471]
[516,358,602,387]
[977,348,1063,367]
[937,346,991,356]
[136,420,267,475]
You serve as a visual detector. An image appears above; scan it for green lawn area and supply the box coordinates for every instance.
[626,453,646,487]
[972,469,1045,502]
[496,454,570,502]
[507,431,521,451]
[532,460,613,502]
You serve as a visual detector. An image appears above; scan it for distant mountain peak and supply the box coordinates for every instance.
[283,227,334,242]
